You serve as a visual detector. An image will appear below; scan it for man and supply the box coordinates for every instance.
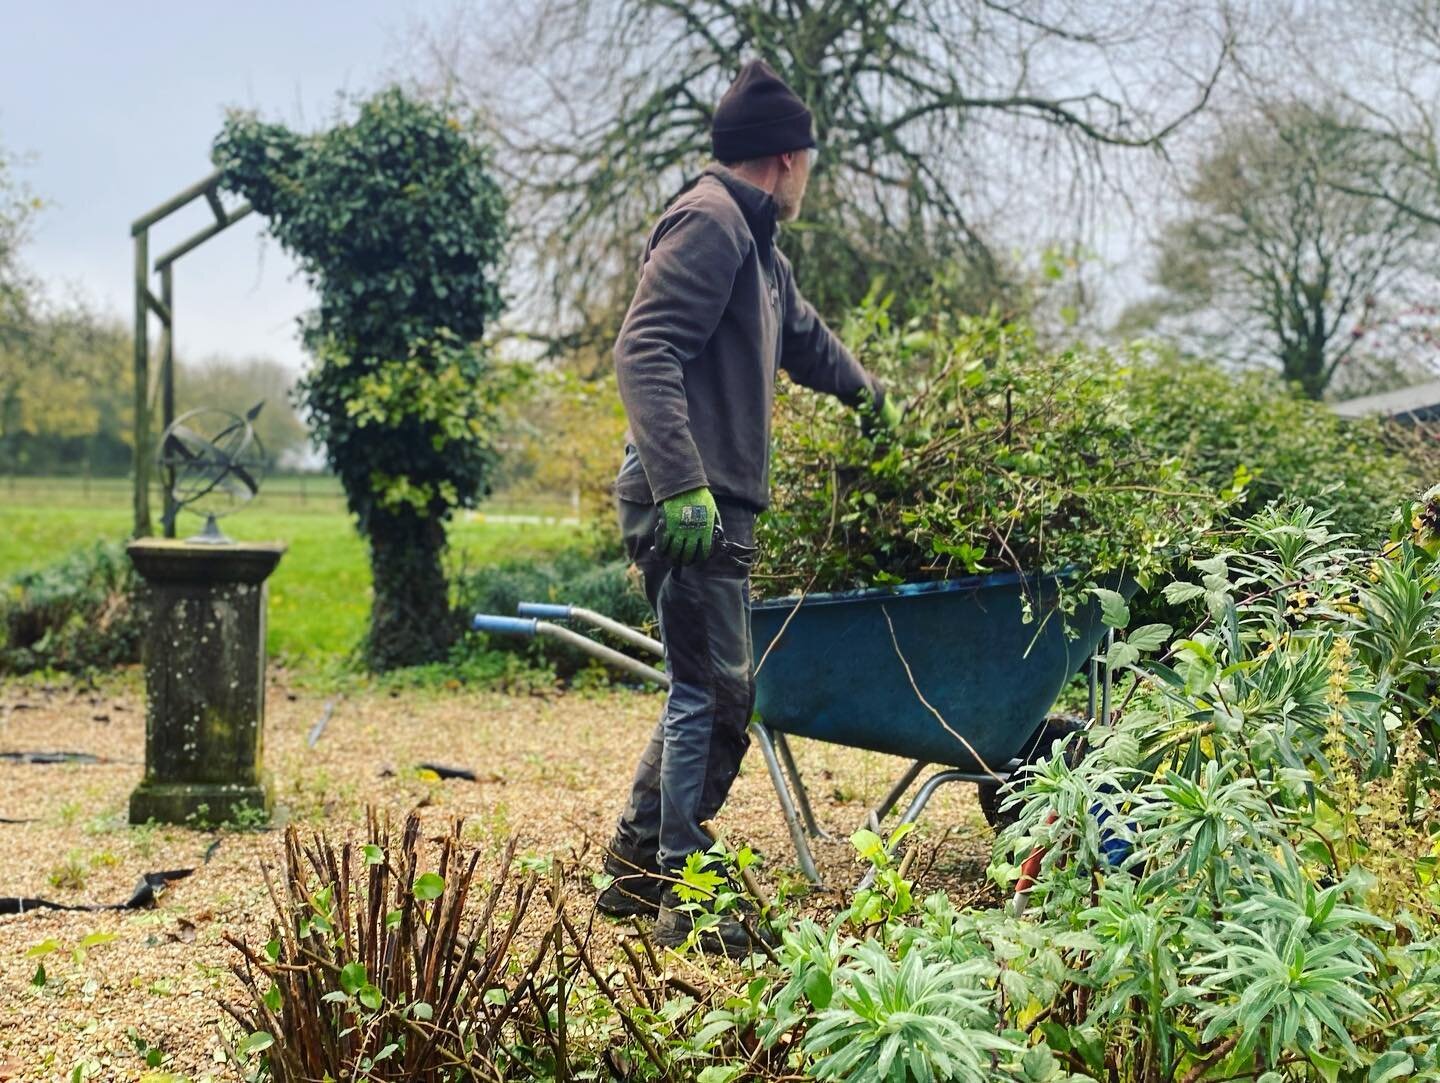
[597,59,900,954]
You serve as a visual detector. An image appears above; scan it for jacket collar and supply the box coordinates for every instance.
[701,164,779,257]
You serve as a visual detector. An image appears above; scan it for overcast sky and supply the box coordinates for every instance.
[1,0,450,373]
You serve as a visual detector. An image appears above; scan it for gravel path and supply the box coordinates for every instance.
[0,672,991,1080]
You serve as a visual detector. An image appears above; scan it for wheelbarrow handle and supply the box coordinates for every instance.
[517,602,572,619]
[515,601,664,659]
[471,614,539,637]
[472,612,670,689]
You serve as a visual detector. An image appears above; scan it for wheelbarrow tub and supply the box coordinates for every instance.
[751,570,1126,772]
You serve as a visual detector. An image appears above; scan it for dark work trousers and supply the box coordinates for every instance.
[611,494,757,873]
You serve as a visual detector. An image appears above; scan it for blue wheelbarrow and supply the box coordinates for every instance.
[473,569,1119,885]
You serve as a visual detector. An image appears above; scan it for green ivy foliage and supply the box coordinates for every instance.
[212,88,510,669]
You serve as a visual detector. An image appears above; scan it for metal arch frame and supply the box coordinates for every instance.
[131,170,253,538]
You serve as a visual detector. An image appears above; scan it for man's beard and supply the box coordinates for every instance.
[775,177,806,221]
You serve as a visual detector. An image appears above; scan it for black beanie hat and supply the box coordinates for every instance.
[711,59,816,162]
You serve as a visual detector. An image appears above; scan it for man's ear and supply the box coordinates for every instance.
[777,150,797,173]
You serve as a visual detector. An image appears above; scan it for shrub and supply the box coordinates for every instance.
[982,492,1440,1078]
[225,812,539,1080]
[1125,357,1420,543]
[757,303,1224,612]
[0,539,141,675]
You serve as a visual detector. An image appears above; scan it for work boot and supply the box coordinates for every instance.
[653,885,776,959]
[595,840,665,918]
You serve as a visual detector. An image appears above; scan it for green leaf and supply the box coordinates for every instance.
[1090,587,1129,628]
[1369,1053,1415,1083]
[339,961,367,996]
[362,844,384,866]
[1125,623,1172,652]
[357,983,382,1010]
[1105,641,1140,670]
[697,1068,743,1083]
[803,968,833,1009]
[411,1001,433,1021]
[1162,581,1206,604]
[26,938,61,958]
[79,932,117,949]
[885,821,916,849]
[31,962,46,987]
[1144,660,1186,687]
[412,872,445,901]
[849,828,885,863]
[237,1031,273,1056]
[263,937,281,962]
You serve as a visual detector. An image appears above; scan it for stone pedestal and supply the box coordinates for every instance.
[127,540,286,826]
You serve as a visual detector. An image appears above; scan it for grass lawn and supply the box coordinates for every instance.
[0,482,577,664]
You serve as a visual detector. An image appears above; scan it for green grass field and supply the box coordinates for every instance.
[1,478,578,664]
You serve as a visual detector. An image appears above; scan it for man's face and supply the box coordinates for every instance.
[775,148,815,222]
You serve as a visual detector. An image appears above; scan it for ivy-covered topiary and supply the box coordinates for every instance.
[213,88,510,669]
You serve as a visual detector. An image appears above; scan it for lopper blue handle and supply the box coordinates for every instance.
[471,614,539,637]
[517,602,573,619]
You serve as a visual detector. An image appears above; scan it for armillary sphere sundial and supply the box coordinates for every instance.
[130,399,284,826]
[156,403,267,543]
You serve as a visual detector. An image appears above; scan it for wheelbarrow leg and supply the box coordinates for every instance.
[866,759,927,833]
[751,721,822,885]
[772,731,831,840]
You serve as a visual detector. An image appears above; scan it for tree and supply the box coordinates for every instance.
[0,304,134,476]
[416,0,1233,346]
[1274,0,1440,231]
[0,140,38,331]
[214,88,511,670]
[1130,104,1434,399]
[0,138,42,463]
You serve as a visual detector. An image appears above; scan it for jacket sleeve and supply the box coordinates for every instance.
[777,255,885,407]
[613,203,746,502]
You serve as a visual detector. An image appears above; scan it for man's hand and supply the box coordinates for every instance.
[657,486,719,565]
[880,393,903,432]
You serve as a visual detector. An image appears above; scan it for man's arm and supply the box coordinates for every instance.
[614,203,745,502]
[776,254,885,408]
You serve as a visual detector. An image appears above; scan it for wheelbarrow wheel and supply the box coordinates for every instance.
[978,715,1085,832]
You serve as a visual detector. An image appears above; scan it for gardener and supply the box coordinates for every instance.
[598,59,901,955]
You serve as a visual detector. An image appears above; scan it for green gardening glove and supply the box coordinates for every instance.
[657,486,719,565]
[875,391,930,447]
[880,393,903,431]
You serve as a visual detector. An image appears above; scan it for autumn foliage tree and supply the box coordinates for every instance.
[213,88,510,669]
